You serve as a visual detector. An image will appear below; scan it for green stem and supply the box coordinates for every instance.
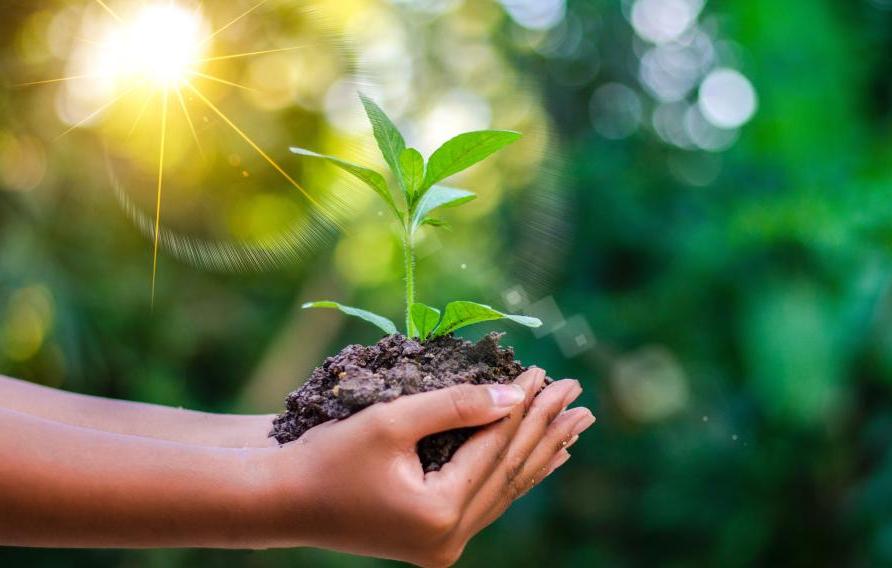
[402,228,416,337]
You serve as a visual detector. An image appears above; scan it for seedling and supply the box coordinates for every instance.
[289,94,541,340]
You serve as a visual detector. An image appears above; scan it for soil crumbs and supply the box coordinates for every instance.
[271,332,528,472]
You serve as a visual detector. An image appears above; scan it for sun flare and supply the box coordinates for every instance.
[22,0,326,307]
[96,3,208,88]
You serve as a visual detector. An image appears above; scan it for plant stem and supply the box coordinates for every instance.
[402,228,416,337]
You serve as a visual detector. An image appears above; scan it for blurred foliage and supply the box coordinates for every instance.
[4,0,892,565]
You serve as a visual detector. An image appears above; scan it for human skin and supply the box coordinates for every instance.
[0,370,594,566]
[0,376,276,447]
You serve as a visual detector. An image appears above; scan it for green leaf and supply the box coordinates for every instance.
[289,147,400,218]
[411,185,476,232]
[420,130,521,193]
[399,148,424,200]
[302,301,398,335]
[359,93,407,194]
[410,303,441,340]
[420,217,451,230]
[432,301,542,338]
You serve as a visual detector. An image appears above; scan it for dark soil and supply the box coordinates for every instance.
[270,332,531,472]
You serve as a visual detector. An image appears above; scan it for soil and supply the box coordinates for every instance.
[270,332,532,472]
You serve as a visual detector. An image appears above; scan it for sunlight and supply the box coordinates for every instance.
[97,3,208,88]
[22,0,334,307]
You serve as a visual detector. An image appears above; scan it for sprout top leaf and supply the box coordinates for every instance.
[399,147,425,200]
[359,93,409,198]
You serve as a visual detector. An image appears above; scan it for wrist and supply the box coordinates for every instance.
[235,445,313,549]
[214,414,278,448]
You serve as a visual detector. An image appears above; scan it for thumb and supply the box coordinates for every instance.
[385,383,526,440]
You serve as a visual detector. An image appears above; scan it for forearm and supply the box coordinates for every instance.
[0,406,290,549]
[0,375,275,448]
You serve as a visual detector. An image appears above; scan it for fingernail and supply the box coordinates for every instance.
[516,368,546,401]
[562,434,579,450]
[489,384,526,407]
[572,412,596,436]
[531,368,546,392]
[561,380,582,407]
[547,452,571,476]
[521,367,545,385]
[556,451,571,467]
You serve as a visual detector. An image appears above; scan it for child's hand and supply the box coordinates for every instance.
[258,368,593,566]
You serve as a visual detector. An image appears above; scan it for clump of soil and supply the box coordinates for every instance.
[271,332,529,472]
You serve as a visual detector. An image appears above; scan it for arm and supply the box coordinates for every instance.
[0,375,274,448]
[1,369,594,563]
[0,406,273,548]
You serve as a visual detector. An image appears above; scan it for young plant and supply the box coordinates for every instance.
[290,94,541,341]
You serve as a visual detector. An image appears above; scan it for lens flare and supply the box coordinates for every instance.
[97,3,207,87]
[21,1,333,308]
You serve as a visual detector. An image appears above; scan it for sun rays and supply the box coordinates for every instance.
[22,0,329,307]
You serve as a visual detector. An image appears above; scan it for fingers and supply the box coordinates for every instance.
[544,447,572,477]
[449,379,580,522]
[498,379,582,481]
[516,407,593,491]
[376,379,526,443]
[467,406,594,535]
[433,368,546,502]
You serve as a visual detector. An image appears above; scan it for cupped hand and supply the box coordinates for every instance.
[257,368,594,567]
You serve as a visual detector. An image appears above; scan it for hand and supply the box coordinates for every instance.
[257,368,594,566]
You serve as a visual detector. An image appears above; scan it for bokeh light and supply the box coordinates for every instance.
[611,346,689,423]
[499,0,566,30]
[1,286,54,363]
[590,83,643,140]
[603,0,759,157]
[630,0,703,45]
[0,133,47,192]
[698,67,758,129]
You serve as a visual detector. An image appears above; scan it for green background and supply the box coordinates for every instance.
[3,0,892,565]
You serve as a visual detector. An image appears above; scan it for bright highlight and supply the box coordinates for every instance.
[100,3,207,87]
